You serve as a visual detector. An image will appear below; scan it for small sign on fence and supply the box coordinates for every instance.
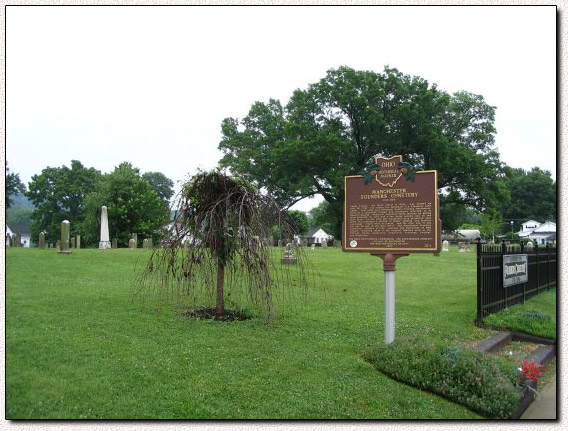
[503,254,528,287]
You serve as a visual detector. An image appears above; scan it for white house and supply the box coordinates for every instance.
[305,227,333,246]
[516,220,556,245]
[518,220,542,239]
[6,225,14,246]
[528,221,556,245]
[6,224,32,248]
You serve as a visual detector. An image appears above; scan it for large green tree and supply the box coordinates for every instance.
[502,167,556,223]
[219,66,509,238]
[26,160,101,242]
[287,210,309,236]
[79,162,169,247]
[142,171,174,208]
[5,162,26,209]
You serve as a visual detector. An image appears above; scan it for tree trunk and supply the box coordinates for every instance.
[216,259,225,319]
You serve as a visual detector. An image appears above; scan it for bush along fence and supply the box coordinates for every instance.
[476,240,557,324]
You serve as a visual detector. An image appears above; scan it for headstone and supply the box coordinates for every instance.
[458,242,466,253]
[13,233,21,247]
[252,236,261,253]
[322,241,328,249]
[143,238,149,249]
[112,238,118,249]
[310,244,316,250]
[147,238,153,249]
[76,235,81,249]
[129,238,136,249]
[333,239,341,248]
[465,243,471,252]
[37,232,45,249]
[6,233,11,247]
[277,240,282,248]
[301,239,307,247]
[99,206,111,249]
[281,243,297,265]
[59,220,71,254]
[526,241,534,250]
[131,233,138,248]
[71,237,76,249]
[442,240,449,252]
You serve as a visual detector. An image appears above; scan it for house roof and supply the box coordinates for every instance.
[307,227,328,237]
[533,221,556,233]
[7,224,31,236]
[522,220,541,226]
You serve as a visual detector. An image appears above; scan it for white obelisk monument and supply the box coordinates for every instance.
[99,206,111,249]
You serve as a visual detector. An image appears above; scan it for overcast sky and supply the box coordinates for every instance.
[6,5,556,212]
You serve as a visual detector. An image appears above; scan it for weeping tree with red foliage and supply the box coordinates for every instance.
[139,170,308,320]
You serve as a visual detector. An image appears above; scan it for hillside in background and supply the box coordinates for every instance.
[6,193,35,228]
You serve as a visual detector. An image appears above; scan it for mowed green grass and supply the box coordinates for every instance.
[6,246,490,419]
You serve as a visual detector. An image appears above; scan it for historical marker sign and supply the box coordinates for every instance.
[343,155,441,254]
[503,254,528,287]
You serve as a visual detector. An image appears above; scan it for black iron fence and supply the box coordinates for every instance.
[476,240,557,324]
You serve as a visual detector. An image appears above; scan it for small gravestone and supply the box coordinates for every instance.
[112,238,118,249]
[334,239,341,248]
[131,233,138,248]
[488,240,495,246]
[465,243,471,252]
[59,220,71,254]
[129,238,136,249]
[147,238,153,249]
[442,240,449,252]
[310,244,316,250]
[458,242,466,253]
[71,237,76,249]
[526,241,534,250]
[76,235,81,249]
[277,240,282,248]
[38,232,46,249]
[281,243,297,265]
[143,238,149,249]
[301,239,307,247]
[252,236,261,253]
[322,241,328,249]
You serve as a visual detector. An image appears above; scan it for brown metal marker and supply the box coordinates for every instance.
[343,155,441,344]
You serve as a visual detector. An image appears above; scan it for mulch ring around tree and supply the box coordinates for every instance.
[181,307,252,322]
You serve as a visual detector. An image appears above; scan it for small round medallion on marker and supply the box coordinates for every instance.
[350,240,358,248]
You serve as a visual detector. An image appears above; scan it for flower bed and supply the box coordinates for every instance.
[363,337,522,419]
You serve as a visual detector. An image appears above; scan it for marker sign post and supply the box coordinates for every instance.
[343,155,441,344]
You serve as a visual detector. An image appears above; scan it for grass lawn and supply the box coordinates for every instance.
[482,288,557,340]
[4,246,520,419]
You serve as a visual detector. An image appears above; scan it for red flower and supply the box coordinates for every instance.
[518,360,545,386]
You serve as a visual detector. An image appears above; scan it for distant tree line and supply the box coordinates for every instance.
[9,160,174,247]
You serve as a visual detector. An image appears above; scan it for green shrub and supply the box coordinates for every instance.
[362,338,520,419]
[523,309,551,322]
[483,305,556,340]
